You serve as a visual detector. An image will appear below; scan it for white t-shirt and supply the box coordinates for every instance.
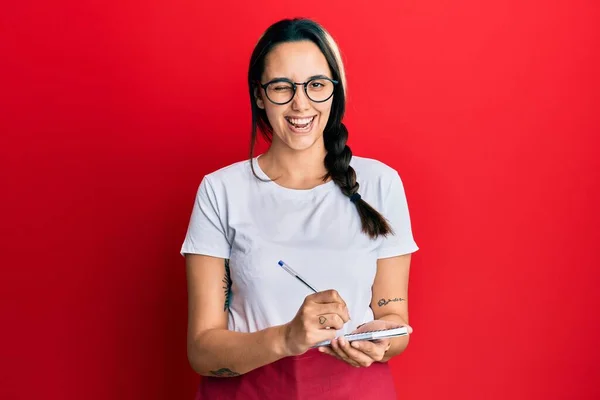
[180,156,418,335]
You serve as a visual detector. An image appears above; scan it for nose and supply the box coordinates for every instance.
[291,85,310,111]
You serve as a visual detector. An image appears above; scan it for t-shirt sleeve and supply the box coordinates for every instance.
[180,176,231,259]
[377,171,419,259]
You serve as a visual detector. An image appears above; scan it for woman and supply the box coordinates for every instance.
[181,17,418,399]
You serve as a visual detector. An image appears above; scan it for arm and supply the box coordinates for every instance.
[186,254,347,377]
[318,253,413,366]
[371,253,412,362]
[186,254,288,377]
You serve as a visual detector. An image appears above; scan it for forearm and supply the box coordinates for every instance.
[377,314,410,362]
[188,324,289,377]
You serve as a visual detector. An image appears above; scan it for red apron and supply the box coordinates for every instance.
[194,348,398,400]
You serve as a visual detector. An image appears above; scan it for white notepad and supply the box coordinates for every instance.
[312,327,409,347]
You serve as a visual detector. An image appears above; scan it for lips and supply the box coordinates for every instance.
[285,115,316,133]
[285,116,315,128]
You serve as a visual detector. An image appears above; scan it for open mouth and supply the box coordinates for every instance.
[285,116,316,133]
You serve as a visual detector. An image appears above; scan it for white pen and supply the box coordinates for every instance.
[277,260,320,293]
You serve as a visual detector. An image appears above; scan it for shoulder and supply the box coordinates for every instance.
[350,156,402,185]
[191,159,255,204]
[200,158,253,188]
[350,156,409,206]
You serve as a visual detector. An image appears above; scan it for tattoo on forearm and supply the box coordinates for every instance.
[377,297,405,307]
[319,316,327,325]
[209,367,240,377]
[222,259,233,312]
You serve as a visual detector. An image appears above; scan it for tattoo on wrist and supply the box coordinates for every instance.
[319,316,327,325]
[377,297,405,307]
[209,368,240,377]
[222,259,233,312]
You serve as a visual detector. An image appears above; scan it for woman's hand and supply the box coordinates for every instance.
[282,289,351,356]
[318,319,412,367]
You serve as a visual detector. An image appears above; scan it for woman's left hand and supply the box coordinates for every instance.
[318,319,411,368]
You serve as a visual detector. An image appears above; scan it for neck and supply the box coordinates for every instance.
[259,139,329,188]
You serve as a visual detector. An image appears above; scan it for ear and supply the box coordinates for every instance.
[254,86,265,109]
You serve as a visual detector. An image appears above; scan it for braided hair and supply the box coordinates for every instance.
[247,18,393,239]
[323,122,393,238]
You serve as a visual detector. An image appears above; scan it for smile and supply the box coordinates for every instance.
[285,116,316,133]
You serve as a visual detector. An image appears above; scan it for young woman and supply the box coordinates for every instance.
[181,17,419,399]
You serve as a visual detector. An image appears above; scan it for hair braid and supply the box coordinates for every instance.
[324,123,393,239]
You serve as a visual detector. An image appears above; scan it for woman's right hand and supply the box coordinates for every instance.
[282,289,351,356]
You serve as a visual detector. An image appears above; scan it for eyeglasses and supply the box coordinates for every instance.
[259,76,339,105]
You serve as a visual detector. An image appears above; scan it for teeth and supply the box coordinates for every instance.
[287,116,314,125]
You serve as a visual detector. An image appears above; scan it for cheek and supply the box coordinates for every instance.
[317,104,333,123]
[263,106,284,127]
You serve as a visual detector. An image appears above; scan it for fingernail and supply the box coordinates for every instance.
[318,347,324,352]
[351,342,359,349]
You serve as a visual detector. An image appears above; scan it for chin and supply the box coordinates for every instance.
[277,117,326,151]
[282,134,322,151]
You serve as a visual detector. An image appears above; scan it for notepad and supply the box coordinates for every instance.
[312,327,409,347]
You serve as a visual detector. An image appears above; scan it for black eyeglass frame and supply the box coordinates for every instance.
[258,76,339,105]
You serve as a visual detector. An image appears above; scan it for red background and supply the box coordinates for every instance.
[1,1,599,399]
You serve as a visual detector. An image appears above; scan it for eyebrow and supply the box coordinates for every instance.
[266,74,332,82]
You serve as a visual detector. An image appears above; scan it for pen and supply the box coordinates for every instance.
[277,260,320,293]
